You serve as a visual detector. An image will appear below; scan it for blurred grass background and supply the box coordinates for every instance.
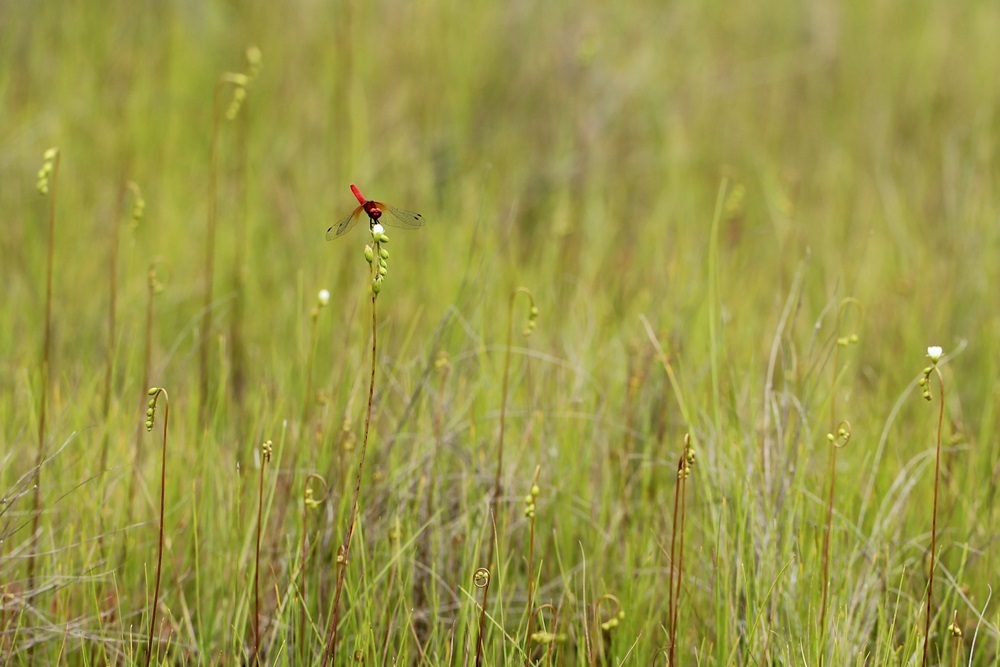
[1,0,999,663]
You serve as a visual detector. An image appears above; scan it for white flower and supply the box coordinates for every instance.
[318,289,330,306]
[927,346,943,363]
[371,223,385,238]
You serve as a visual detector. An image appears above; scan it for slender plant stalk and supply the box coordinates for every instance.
[144,387,170,667]
[668,434,694,665]
[99,183,126,480]
[199,82,223,426]
[254,440,272,664]
[819,298,859,649]
[201,51,259,422]
[820,421,851,644]
[268,292,328,586]
[301,300,323,434]
[487,287,536,568]
[530,603,559,666]
[321,238,383,666]
[524,466,541,666]
[298,474,328,662]
[28,148,60,593]
[123,263,158,566]
[228,46,262,404]
[379,518,402,667]
[948,610,961,667]
[921,362,946,667]
[819,316,843,639]
[473,568,492,667]
[100,181,143,566]
[592,594,623,665]
[413,352,450,651]
[672,456,688,645]
[230,107,249,404]
[667,454,681,663]
[619,348,645,495]
[819,443,837,638]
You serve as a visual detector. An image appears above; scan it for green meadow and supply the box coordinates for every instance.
[2,0,1000,664]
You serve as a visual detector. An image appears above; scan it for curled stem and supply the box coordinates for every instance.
[473,568,492,667]
[254,440,273,663]
[531,603,560,666]
[124,261,165,566]
[819,297,860,647]
[144,387,170,667]
[592,593,624,665]
[819,419,852,640]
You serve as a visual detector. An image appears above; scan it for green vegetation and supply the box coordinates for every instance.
[2,1,999,664]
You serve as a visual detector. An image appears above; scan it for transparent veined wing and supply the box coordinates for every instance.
[326,205,366,240]
[374,202,424,230]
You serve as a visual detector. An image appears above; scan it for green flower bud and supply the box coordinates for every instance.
[246,46,262,67]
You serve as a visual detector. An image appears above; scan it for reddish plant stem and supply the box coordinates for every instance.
[28,150,59,593]
[321,253,380,666]
[145,389,169,667]
[921,366,945,666]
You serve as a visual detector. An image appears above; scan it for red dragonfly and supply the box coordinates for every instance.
[326,183,424,240]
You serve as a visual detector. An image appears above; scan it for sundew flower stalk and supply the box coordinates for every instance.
[100,181,144,504]
[668,434,695,665]
[254,439,272,663]
[144,387,170,667]
[820,297,860,646]
[486,287,537,569]
[920,345,946,666]
[28,146,59,592]
[473,567,492,667]
[301,289,329,441]
[199,46,261,424]
[321,223,390,666]
[123,262,164,566]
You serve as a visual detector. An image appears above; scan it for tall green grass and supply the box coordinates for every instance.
[2,0,999,664]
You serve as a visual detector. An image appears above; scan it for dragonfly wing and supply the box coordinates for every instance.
[326,205,366,240]
[377,202,424,230]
